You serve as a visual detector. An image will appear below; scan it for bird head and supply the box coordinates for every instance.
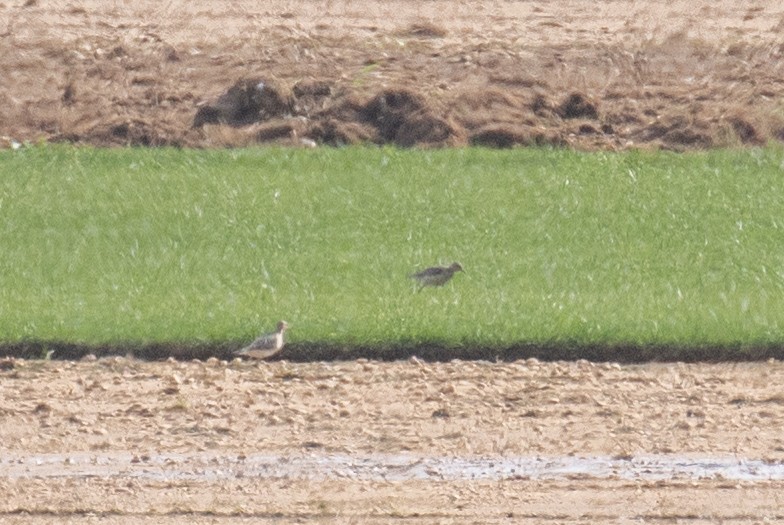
[450,262,464,272]
[277,320,289,332]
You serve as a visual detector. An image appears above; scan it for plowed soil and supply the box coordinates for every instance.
[2,357,784,523]
[3,2,784,523]
[2,0,784,150]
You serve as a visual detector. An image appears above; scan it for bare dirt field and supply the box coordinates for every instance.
[3,1,784,522]
[2,0,784,150]
[2,357,784,523]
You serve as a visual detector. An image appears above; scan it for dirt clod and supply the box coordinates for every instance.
[558,93,599,120]
[194,77,293,128]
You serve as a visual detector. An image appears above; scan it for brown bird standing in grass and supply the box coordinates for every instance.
[234,320,288,360]
[410,262,464,290]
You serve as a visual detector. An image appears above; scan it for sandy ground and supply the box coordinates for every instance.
[2,357,784,523]
[2,0,784,149]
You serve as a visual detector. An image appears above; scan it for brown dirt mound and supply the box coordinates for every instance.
[558,92,599,120]
[2,0,784,151]
[360,89,429,139]
[194,83,468,148]
[358,88,464,147]
[193,77,293,128]
[301,87,466,147]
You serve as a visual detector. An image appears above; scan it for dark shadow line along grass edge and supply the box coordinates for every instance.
[1,340,784,364]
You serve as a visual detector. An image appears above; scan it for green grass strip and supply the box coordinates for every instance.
[1,145,784,351]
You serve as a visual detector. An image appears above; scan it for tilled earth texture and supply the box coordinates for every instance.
[2,0,784,150]
[2,357,784,523]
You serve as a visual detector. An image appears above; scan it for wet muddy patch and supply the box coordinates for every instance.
[4,451,784,482]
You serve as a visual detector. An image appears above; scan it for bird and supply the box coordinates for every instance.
[410,262,464,289]
[234,320,289,360]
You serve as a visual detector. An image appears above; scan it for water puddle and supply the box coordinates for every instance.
[2,452,784,482]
